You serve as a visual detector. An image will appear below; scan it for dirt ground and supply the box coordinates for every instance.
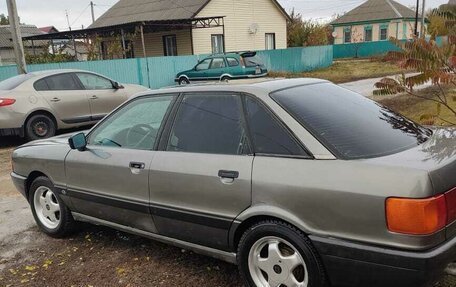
[0,134,455,287]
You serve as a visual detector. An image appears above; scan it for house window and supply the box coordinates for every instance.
[211,34,224,54]
[380,26,388,41]
[344,28,351,43]
[364,26,373,42]
[163,35,177,56]
[265,33,276,50]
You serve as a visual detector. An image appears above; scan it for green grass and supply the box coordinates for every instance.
[375,88,456,126]
[269,58,407,84]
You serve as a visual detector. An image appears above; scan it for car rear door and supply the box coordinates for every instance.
[34,73,92,124]
[75,72,128,121]
[149,92,253,250]
[206,57,227,80]
[64,94,177,233]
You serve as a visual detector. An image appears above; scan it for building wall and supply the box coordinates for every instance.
[132,29,193,57]
[333,20,424,44]
[192,0,288,54]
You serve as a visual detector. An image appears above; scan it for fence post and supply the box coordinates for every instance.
[136,57,144,86]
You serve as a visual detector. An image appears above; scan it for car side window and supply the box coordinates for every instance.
[195,59,212,71]
[43,74,81,91]
[167,93,249,155]
[245,96,309,156]
[88,95,176,150]
[210,58,226,69]
[227,57,239,67]
[34,79,49,91]
[76,73,114,90]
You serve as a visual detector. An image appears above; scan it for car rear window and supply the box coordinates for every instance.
[0,73,34,90]
[271,83,432,159]
[243,55,264,67]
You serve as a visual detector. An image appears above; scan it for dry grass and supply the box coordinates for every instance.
[376,87,456,126]
[269,58,407,84]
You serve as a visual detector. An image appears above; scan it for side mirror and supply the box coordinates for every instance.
[113,81,124,89]
[69,133,87,151]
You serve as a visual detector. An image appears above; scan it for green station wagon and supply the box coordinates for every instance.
[175,52,268,85]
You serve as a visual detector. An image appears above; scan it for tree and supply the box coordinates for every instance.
[287,9,305,47]
[287,9,330,47]
[0,14,9,25]
[374,37,456,125]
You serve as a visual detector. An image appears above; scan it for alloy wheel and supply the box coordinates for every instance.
[33,186,61,229]
[248,236,309,287]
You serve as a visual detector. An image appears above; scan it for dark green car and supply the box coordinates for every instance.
[175,52,268,85]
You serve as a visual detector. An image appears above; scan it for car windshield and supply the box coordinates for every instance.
[271,83,432,159]
[243,55,264,67]
[0,73,34,90]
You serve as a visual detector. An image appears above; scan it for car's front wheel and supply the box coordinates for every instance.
[237,220,326,287]
[178,77,190,85]
[29,176,77,238]
[25,114,56,141]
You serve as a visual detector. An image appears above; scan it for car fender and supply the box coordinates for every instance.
[228,203,316,249]
[177,74,189,81]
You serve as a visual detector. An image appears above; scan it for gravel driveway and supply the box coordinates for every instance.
[0,136,454,287]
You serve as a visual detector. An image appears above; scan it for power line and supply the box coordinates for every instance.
[69,3,91,28]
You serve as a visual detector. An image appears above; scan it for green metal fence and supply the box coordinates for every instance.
[0,45,333,89]
[333,36,445,59]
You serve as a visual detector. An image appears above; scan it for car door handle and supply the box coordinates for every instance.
[90,95,98,100]
[218,170,239,179]
[130,162,145,169]
[50,97,61,102]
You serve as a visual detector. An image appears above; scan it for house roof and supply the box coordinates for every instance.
[331,0,421,26]
[89,0,290,29]
[39,26,59,34]
[0,25,47,48]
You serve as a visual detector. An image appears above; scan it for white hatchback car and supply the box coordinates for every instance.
[0,69,148,140]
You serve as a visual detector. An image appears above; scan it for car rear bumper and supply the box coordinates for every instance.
[11,172,27,198]
[310,235,456,287]
[0,127,23,137]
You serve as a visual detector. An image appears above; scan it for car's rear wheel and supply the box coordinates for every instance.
[179,77,190,85]
[237,220,326,287]
[221,76,231,83]
[25,114,56,141]
[29,176,77,238]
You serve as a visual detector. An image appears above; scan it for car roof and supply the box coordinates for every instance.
[28,69,99,77]
[138,78,329,99]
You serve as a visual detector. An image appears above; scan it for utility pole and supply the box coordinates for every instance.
[420,0,426,38]
[66,10,71,31]
[414,0,420,36]
[90,1,95,23]
[6,0,26,74]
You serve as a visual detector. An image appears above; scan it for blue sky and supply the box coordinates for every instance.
[0,0,449,31]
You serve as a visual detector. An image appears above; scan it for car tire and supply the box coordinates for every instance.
[29,176,77,238]
[237,220,327,287]
[179,77,190,85]
[221,76,231,83]
[25,114,56,141]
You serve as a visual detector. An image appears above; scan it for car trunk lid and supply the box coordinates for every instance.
[363,127,456,195]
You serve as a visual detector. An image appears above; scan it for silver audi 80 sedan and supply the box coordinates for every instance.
[0,69,148,140]
[10,79,456,287]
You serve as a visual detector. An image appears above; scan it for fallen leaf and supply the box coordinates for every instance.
[24,265,38,271]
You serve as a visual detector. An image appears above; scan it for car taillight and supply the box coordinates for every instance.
[0,98,15,107]
[386,188,456,235]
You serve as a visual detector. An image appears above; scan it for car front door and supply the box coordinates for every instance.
[35,73,91,124]
[76,72,128,121]
[64,94,177,233]
[149,92,253,250]
[206,57,227,80]
[188,58,212,81]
